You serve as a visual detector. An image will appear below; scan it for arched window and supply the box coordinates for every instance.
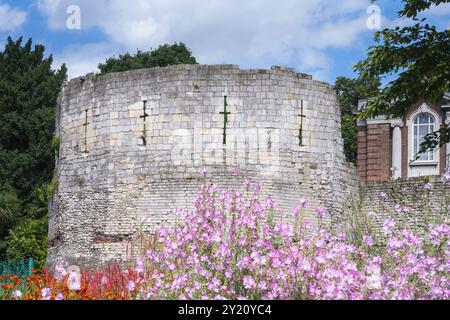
[413,113,436,161]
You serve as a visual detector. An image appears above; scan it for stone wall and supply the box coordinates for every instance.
[360,177,450,229]
[48,64,358,266]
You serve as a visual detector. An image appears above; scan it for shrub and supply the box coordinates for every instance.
[4,217,48,271]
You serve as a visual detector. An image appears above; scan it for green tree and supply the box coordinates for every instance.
[0,37,67,202]
[98,42,198,75]
[335,76,381,164]
[25,183,52,220]
[0,36,66,261]
[0,184,21,238]
[356,0,450,153]
[0,184,22,260]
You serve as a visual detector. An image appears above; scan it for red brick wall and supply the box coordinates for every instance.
[358,123,392,182]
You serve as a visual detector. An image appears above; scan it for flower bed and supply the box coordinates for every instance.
[1,172,449,300]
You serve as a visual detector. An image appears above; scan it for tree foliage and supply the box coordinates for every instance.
[0,184,21,238]
[356,0,450,153]
[98,42,198,75]
[0,37,67,201]
[0,36,66,261]
[4,216,48,271]
[335,76,381,164]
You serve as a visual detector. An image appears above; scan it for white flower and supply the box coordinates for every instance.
[127,281,136,292]
[367,265,382,290]
[41,288,51,300]
[67,271,81,291]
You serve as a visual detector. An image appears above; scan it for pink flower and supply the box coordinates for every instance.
[12,290,22,299]
[201,167,208,175]
[265,197,275,209]
[315,206,326,218]
[424,182,433,190]
[207,277,221,293]
[135,256,145,274]
[442,168,450,183]
[394,204,402,213]
[55,293,64,301]
[299,197,308,208]
[382,217,396,233]
[41,288,51,300]
[127,281,136,292]
[137,180,449,300]
[387,238,403,251]
[244,179,251,188]
[54,262,68,281]
[243,276,256,290]
[363,235,373,247]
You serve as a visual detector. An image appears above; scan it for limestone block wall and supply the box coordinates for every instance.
[360,177,450,229]
[48,64,358,266]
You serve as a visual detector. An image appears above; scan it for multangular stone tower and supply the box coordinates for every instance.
[48,64,358,266]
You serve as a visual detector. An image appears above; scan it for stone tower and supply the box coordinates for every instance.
[48,64,357,266]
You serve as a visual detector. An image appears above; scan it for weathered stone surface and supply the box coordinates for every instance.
[360,177,449,229]
[48,64,358,266]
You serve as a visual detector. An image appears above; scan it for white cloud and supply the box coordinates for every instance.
[38,0,375,81]
[0,3,27,31]
[427,3,450,16]
[52,42,118,79]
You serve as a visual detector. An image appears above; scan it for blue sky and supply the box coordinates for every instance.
[0,0,449,83]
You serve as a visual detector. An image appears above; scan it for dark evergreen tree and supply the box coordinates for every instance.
[0,36,67,201]
[0,36,66,261]
[98,42,197,75]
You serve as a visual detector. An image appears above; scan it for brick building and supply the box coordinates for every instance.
[357,93,450,182]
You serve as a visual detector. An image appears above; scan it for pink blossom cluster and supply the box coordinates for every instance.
[131,181,450,300]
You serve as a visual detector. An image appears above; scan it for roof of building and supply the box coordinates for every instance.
[357,93,450,112]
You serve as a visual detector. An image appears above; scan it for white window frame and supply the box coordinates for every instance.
[412,113,436,162]
[407,103,440,165]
